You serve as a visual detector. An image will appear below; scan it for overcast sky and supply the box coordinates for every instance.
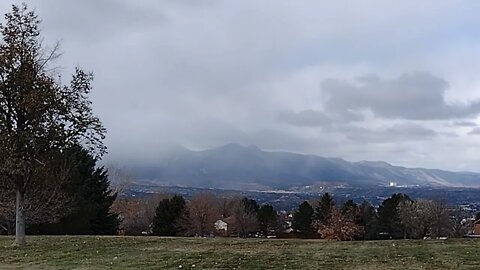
[4,1,480,171]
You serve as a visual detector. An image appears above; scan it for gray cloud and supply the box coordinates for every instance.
[340,123,437,143]
[277,109,364,127]
[452,121,477,127]
[2,1,480,171]
[42,1,165,43]
[322,72,480,120]
[277,110,332,127]
[468,128,480,135]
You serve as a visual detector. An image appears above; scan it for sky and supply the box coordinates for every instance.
[3,1,480,171]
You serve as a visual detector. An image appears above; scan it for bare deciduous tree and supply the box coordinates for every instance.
[217,195,239,219]
[0,149,81,235]
[181,193,219,237]
[450,207,472,237]
[397,200,420,239]
[427,199,450,238]
[106,165,133,195]
[111,193,168,235]
[398,199,450,239]
[230,198,258,238]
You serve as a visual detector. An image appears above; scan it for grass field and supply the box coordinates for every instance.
[1,236,480,269]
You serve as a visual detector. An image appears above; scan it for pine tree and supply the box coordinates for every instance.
[378,193,411,239]
[242,198,259,213]
[257,204,277,237]
[341,199,360,223]
[33,146,119,235]
[152,195,186,236]
[293,201,314,237]
[315,193,335,226]
[357,200,379,240]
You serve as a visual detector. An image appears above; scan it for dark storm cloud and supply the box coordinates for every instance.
[322,72,480,120]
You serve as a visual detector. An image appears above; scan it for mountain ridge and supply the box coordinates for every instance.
[124,143,480,190]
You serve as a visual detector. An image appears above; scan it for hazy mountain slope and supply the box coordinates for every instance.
[128,143,480,190]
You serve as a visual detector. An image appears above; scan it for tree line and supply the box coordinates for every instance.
[113,192,277,238]
[292,193,472,240]
[109,191,474,240]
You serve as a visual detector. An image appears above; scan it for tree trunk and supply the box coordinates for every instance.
[14,189,26,246]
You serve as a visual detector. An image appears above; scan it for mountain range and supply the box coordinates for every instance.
[125,143,480,190]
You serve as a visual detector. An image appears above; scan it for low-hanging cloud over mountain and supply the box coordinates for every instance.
[5,0,480,172]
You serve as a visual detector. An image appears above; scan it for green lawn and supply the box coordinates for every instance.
[0,236,479,269]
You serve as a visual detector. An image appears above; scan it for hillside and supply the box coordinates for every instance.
[125,143,480,190]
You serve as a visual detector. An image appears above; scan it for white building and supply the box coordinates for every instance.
[214,219,228,231]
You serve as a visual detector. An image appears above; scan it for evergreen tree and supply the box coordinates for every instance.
[152,195,186,236]
[242,198,259,213]
[33,146,119,235]
[315,193,335,225]
[358,200,379,240]
[257,204,277,237]
[341,199,359,222]
[293,201,314,237]
[377,193,411,239]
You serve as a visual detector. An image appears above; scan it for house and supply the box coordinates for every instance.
[214,216,235,236]
[214,219,228,231]
[473,220,480,235]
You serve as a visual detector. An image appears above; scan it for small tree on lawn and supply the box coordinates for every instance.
[111,193,169,235]
[257,204,277,237]
[341,199,360,223]
[378,193,411,239]
[152,195,186,236]
[357,200,379,240]
[231,197,259,237]
[293,201,314,238]
[32,146,119,235]
[181,193,218,237]
[318,207,363,241]
[0,4,105,246]
[315,193,335,226]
